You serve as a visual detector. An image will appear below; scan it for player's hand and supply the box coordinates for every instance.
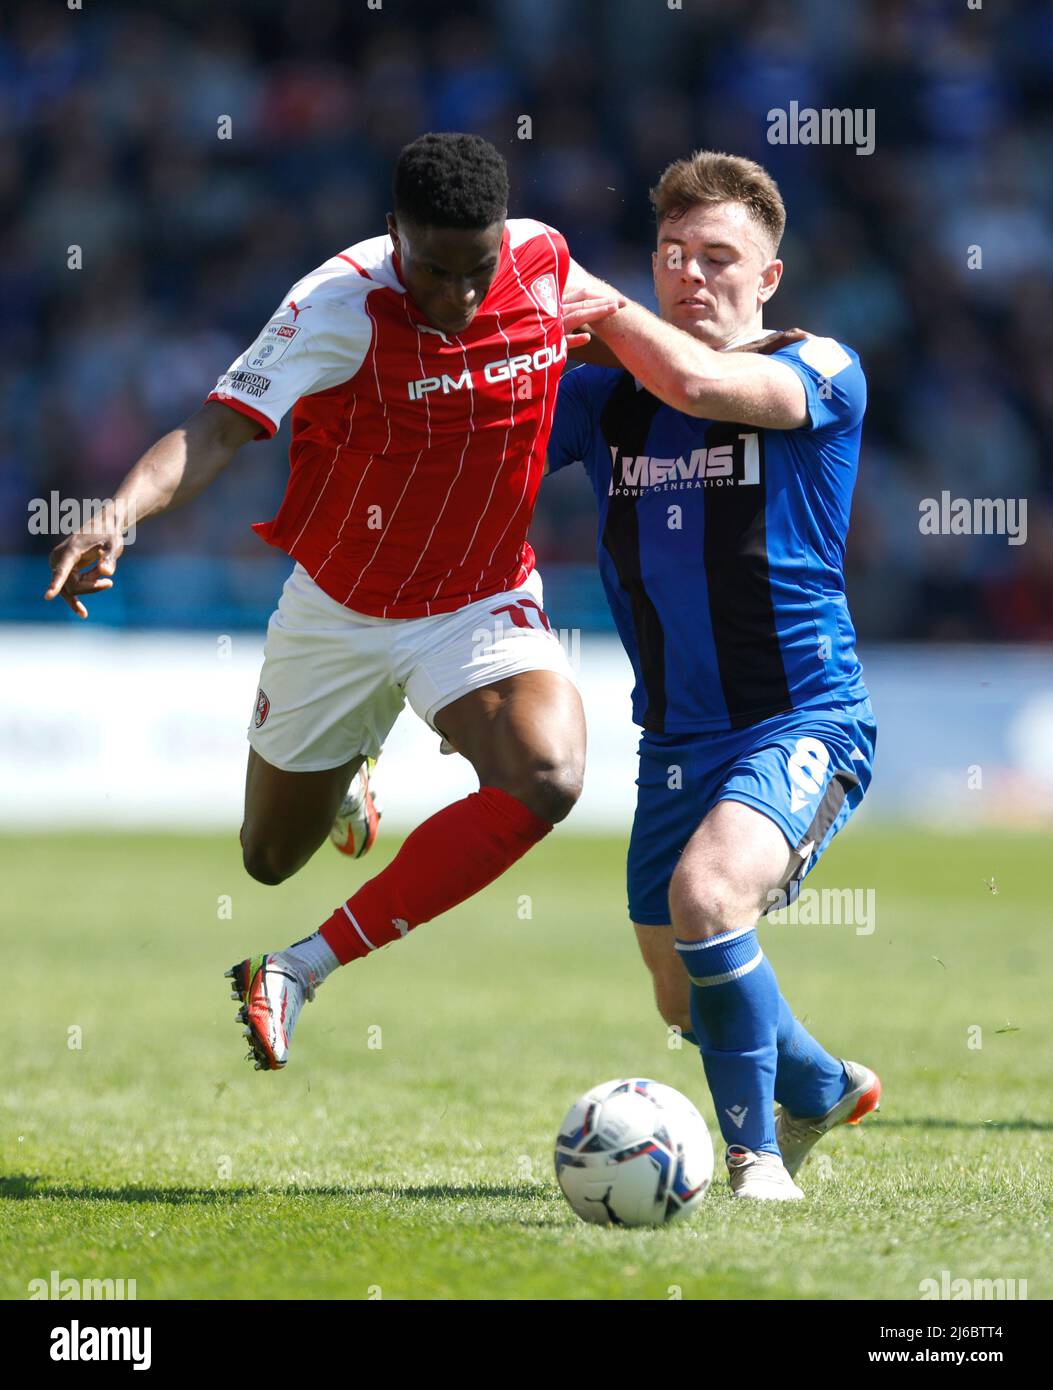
[724,328,809,355]
[561,285,626,348]
[45,526,125,619]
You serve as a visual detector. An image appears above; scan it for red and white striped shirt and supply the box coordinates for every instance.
[208,219,570,617]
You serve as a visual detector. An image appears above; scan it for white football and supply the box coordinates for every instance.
[554,1077,714,1226]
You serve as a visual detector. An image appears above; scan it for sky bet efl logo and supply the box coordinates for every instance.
[608,432,760,496]
[407,337,566,400]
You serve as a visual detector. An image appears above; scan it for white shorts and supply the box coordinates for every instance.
[247,563,575,772]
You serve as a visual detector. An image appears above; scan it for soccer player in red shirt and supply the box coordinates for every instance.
[45,133,621,1070]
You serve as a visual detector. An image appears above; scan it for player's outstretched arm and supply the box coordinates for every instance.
[567,326,806,369]
[563,263,809,430]
[44,400,260,619]
[561,291,625,349]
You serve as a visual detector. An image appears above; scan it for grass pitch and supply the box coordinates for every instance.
[2,825,1050,1300]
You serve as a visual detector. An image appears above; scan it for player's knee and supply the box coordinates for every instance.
[517,759,583,824]
[487,749,583,824]
[241,832,295,886]
[668,865,744,941]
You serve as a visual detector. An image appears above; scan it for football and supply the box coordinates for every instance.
[554,1078,714,1226]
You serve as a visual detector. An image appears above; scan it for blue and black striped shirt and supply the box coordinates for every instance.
[546,335,869,733]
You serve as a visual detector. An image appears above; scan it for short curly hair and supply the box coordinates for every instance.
[393,132,509,230]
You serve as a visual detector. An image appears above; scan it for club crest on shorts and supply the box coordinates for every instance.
[253,688,270,728]
[529,273,559,318]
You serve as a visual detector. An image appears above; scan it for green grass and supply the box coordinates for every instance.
[2,826,1050,1300]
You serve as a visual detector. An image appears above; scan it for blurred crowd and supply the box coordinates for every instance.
[4,0,1053,639]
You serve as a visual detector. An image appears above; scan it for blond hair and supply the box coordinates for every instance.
[649,150,786,256]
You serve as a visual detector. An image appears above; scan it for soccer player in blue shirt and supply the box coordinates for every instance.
[548,150,881,1200]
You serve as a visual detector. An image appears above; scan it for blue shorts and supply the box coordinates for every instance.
[627,698,877,925]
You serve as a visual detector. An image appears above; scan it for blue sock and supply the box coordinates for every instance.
[775,996,848,1117]
[675,928,780,1155]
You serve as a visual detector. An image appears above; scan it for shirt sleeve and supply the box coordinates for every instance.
[206,272,374,438]
[550,226,571,296]
[777,336,866,432]
[563,257,588,297]
[547,365,597,474]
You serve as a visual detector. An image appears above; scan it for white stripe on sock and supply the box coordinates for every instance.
[342,902,376,951]
[687,948,764,988]
[676,925,756,952]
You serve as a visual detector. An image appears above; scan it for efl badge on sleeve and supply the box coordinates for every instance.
[253,688,270,728]
[247,322,301,370]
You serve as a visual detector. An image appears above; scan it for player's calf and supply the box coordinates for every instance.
[655,990,693,1041]
[633,924,693,1037]
[240,748,363,885]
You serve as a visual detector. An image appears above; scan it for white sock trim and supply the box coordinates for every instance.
[687,948,764,988]
[282,932,339,985]
[676,925,757,952]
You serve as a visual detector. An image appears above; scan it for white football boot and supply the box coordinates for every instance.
[226,952,315,1070]
[329,756,381,859]
[775,1059,882,1178]
[725,1145,805,1200]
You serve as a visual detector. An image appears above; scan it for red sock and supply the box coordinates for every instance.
[319,786,552,964]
